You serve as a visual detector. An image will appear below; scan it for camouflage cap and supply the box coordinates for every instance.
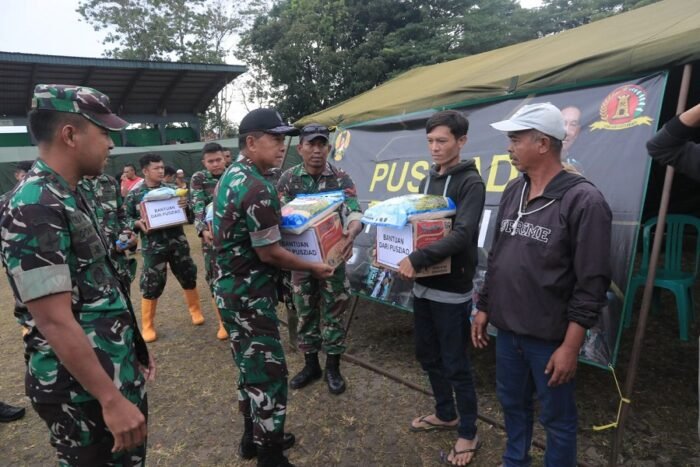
[31,84,128,131]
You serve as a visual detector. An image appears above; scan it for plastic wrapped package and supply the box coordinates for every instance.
[361,194,456,228]
[281,191,345,234]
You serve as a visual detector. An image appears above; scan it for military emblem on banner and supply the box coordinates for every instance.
[333,129,352,161]
[590,84,654,131]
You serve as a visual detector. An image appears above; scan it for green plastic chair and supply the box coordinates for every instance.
[623,215,700,341]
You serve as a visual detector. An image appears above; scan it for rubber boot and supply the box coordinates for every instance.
[239,415,296,460]
[212,298,228,340]
[324,354,346,395]
[289,352,322,390]
[183,288,205,325]
[141,298,158,343]
[256,442,296,467]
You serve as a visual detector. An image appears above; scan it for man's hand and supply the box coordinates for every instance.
[310,263,334,279]
[544,344,579,387]
[340,233,354,260]
[201,229,213,245]
[471,310,490,349]
[140,353,156,383]
[397,257,416,281]
[134,220,149,235]
[177,197,188,210]
[101,395,147,452]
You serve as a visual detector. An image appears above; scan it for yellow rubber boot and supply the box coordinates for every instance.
[184,288,205,325]
[141,298,158,343]
[212,298,228,340]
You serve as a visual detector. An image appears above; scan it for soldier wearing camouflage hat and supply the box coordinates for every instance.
[213,108,334,467]
[0,84,154,465]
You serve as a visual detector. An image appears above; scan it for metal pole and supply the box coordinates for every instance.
[609,63,694,466]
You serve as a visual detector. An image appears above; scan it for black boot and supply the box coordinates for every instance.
[289,352,322,389]
[324,354,346,395]
[239,416,296,460]
[257,442,296,467]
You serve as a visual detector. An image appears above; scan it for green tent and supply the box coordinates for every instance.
[298,0,700,127]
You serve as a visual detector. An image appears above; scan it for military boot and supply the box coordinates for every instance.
[183,288,205,325]
[141,298,158,343]
[240,415,296,460]
[324,354,346,395]
[257,443,296,467]
[212,298,228,340]
[289,352,322,390]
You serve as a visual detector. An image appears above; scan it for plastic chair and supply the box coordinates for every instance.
[622,215,700,341]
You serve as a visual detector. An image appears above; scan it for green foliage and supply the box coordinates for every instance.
[77,0,242,137]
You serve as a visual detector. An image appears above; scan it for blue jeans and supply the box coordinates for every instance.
[414,297,478,440]
[496,329,577,467]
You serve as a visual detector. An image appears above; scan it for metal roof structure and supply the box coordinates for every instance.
[0,52,246,127]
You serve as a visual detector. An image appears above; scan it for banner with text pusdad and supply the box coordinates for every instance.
[334,74,665,368]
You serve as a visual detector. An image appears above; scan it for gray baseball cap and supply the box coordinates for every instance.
[490,102,566,141]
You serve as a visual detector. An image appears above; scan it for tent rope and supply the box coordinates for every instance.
[592,364,631,431]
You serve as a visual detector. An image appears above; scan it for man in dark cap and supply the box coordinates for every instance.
[0,84,153,465]
[213,109,334,467]
[277,123,363,395]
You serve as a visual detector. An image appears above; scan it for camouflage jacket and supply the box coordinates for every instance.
[277,162,363,228]
[189,169,221,235]
[212,158,281,310]
[78,174,126,246]
[124,182,187,254]
[0,159,145,404]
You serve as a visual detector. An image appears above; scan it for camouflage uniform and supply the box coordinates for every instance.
[190,169,221,289]
[212,157,288,446]
[0,159,148,466]
[79,174,137,285]
[277,162,363,355]
[125,182,197,299]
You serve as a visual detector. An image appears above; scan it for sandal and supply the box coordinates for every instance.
[439,440,482,465]
[409,414,459,432]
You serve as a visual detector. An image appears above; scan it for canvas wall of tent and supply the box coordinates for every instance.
[294,0,700,370]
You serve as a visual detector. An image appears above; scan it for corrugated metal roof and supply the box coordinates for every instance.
[0,52,246,119]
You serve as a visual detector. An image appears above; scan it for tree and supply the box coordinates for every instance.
[77,0,242,138]
[538,0,661,32]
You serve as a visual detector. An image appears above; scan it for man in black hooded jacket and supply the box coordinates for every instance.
[399,110,485,466]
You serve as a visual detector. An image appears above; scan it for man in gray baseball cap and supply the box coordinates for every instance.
[472,102,612,467]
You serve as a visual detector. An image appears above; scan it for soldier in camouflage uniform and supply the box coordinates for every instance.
[277,123,364,395]
[213,108,333,467]
[125,153,205,343]
[0,84,153,466]
[79,158,138,286]
[190,142,228,340]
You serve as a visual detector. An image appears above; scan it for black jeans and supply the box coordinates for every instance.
[413,297,478,439]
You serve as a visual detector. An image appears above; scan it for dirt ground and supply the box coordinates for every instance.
[1,225,699,466]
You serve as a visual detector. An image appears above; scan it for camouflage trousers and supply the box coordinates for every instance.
[291,264,349,355]
[32,395,148,467]
[220,299,288,446]
[139,247,197,299]
[202,241,215,292]
[112,251,137,285]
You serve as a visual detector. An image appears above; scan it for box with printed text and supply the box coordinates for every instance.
[375,218,451,277]
[280,212,345,268]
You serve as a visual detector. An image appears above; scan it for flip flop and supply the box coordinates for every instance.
[439,440,482,465]
[409,414,459,432]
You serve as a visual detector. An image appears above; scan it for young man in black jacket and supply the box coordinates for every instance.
[472,103,612,467]
[398,110,485,466]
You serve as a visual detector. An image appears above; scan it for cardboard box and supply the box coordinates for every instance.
[140,198,188,230]
[375,218,451,277]
[281,212,345,268]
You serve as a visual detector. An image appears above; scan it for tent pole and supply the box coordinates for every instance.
[609,63,693,466]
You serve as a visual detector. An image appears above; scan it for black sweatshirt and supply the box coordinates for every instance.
[476,170,612,341]
[647,115,700,181]
[408,160,485,294]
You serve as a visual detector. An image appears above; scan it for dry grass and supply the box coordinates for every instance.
[1,225,699,466]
